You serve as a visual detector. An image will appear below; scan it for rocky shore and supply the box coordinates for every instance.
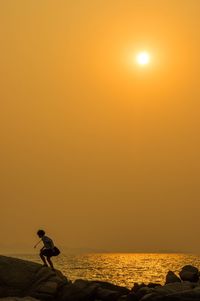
[0,255,200,301]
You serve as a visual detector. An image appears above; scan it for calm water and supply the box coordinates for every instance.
[15,253,200,289]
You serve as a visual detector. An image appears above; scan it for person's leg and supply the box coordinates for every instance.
[40,251,48,266]
[47,256,54,270]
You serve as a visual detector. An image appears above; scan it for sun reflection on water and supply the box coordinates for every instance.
[16,253,200,289]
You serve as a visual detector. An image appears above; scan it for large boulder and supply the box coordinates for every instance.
[153,282,196,295]
[58,282,92,301]
[139,282,199,301]
[93,280,130,301]
[179,265,199,282]
[0,255,68,300]
[58,280,100,301]
[141,288,200,301]
[165,271,181,284]
[132,283,161,294]
[117,291,139,301]
[59,279,129,301]
[132,283,146,293]
[136,287,154,299]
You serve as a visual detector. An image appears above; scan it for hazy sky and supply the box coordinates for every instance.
[1,0,200,253]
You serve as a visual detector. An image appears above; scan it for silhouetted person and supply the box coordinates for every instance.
[34,230,60,270]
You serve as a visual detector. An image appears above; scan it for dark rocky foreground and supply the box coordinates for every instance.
[1,255,200,301]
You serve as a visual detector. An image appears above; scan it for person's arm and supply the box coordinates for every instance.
[33,239,42,249]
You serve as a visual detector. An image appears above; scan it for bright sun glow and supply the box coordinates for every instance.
[136,52,150,65]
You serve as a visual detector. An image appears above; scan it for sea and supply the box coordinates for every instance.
[14,253,200,289]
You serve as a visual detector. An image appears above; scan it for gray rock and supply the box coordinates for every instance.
[59,279,99,301]
[179,265,199,282]
[140,293,160,301]
[139,282,200,301]
[132,283,146,293]
[136,287,154,299]
[147,283,161,289]
[156,288,200,300]
[89,280,130,295]
[69,280,129,301]
[0,255,68,300]
[95,287,121,301]
[117,292,139,301]
[165,271,181,284]
[126,291,139,301]
[58,283,92,301]
[154,282,196,295]
[132,283,160,295]
[70,279,129,301]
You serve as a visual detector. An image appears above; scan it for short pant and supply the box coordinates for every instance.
[40,248,55,257]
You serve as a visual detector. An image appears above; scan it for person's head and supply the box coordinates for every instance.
[37,229,45,238]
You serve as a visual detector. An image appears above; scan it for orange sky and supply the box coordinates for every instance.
[0,0,200,253]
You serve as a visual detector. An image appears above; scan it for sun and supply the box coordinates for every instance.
[136,51,150,66]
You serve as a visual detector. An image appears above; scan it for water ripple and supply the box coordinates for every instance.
[15,253,200,289]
